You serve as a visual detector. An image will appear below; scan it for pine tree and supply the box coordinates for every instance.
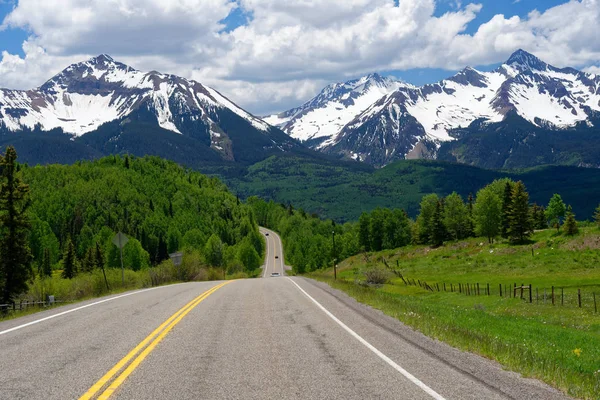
[124,155,130,169]
[0,146,33,304]
[41,248,52,278]
[537,205,547,229]
[81,247,95,273]
[430,201,446,247]
[94,242,105,270]
[358,212,371,251]
[508,181,532,244]
[594,204,600,228]
[564,206,579,236]
[501,182,513,239]
[466,193,475,237]
[61,236,77,279]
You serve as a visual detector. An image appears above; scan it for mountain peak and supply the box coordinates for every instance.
[91,54,114,63]
[505,49,547,71]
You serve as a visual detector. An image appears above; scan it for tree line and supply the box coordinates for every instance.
[250,178,585,274]
[0,149,264,305]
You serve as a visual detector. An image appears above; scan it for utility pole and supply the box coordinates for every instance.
[332,229,337,280]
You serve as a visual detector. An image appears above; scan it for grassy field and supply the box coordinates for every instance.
[308,227,600,399]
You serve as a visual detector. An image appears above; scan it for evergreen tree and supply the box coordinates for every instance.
[508,181,532,244]
[61,236,77,279]
[81,247,95,273]
[466,193,475,237]
[545,194,566,231]
[530,204,540,231]
[430,201,446,247]
[41,248,52,278]
[157,236,168,263]
[594,204,600,228]
[0,146,33,304]
[501,182,513,238]
[94,242,105,270]
[369,208,385,251]
[564,206,578,236]
[358,212,371,251]
[537,205,547,229]
[124,155,130,169]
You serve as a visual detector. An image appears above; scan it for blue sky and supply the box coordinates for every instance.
[0,0,597,114]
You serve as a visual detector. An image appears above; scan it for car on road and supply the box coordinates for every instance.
[265,233,269,236]
[275,255,279,259]
[270,272,280,277]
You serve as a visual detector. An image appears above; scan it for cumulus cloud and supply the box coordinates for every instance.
[0,0,599,114]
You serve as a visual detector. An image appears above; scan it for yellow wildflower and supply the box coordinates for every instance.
[573,348,582,357]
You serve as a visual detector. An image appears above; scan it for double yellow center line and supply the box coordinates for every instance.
[80,281,232,400]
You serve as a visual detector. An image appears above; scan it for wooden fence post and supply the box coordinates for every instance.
[536,288,539,303]
[443,283,446,292]
[529,284,532,303]
[459,283,462,294]
[513,283,517,298]
[578,289,582,308]
[499,284,502,297]
[561,288,564,306]
[487,283,490,296]
[520,283,524,300]
[552,286,555,306]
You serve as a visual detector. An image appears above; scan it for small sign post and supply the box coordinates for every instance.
[169,252,184,280]
[112,232,129,285]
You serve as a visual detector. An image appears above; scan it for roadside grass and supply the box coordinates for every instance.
[308,227,600,399]
[2,255,260,321]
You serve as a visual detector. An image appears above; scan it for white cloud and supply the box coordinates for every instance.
[0,0,599,115]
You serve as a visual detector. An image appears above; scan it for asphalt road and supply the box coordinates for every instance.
[259,227,286,277]
[0,231,571,399]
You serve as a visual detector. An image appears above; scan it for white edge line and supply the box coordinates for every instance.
[287,277,446,400]
[0,284,185,336]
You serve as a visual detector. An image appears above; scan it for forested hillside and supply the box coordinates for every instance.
[1,151,264,306]
[229,156,600,222]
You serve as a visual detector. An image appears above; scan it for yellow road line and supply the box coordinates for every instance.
[80,281,231,400]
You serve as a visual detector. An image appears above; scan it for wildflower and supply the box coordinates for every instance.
[573,348,582,357]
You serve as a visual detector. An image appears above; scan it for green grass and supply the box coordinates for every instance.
[308,227,600,399]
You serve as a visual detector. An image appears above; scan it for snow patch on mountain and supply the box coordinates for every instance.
[0,55,269,137]
[264,73,404,144]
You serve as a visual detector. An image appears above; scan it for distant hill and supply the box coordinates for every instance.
[224,156,600,222]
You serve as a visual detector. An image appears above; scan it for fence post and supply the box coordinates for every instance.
[536,288,539,303]
[487,283,490,296]
[521,284,524,300]
[443,283,446,292]
[561,288,564,306]
[529,284,532,303]
[513,283,517,298]
[477,283,480,296]
[578,289,582,308]
[459,283,462,294]
[552,286,555,306]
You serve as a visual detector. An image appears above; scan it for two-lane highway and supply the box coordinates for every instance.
[259,227,285,277]
[0,230,571,399]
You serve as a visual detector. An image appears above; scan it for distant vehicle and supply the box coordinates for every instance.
[265,233,269,236]
[270,272,280,277]
[275,255,279,259]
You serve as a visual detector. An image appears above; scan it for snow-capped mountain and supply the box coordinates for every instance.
[0,55,296,164]
[264,73,404,147]
[273,50,600,167]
